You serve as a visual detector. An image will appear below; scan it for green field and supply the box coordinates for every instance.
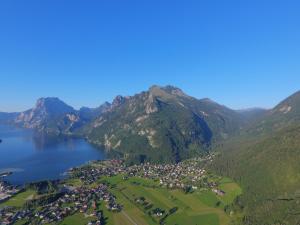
[0,189,36,208]
[96,176,241,225]
[218,178,242,205]
[60,213,97,225]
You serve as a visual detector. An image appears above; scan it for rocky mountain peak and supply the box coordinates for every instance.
[149,85,187,98]
[112,95,127,108]
[33,97,74,116]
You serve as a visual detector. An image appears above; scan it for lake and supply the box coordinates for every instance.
[0,125,106,185]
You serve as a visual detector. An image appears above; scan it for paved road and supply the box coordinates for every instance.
[122,211,139,225]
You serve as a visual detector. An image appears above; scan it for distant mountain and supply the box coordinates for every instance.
[79,102,111,122]
[14,97,76,133]
[0,112,19,124]
[9,97,111,135]
[87,85,244,163]
[236,107,267,124]
[213,90,300,225]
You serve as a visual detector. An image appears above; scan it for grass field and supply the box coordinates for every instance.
[0,189,36,208]
[97,176,241,225]
[60,213,96,225]
[218,177,242,205]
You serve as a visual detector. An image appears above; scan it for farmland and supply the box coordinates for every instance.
[97,175,241,225]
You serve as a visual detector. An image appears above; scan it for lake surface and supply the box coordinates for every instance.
[0,125,106,185]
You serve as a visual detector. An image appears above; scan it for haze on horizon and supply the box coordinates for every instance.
[1,0,300,112]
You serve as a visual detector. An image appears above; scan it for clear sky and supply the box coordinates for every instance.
[0,0,300,112]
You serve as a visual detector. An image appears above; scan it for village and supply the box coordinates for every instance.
[0,154,228,225]
[69,154,219,192]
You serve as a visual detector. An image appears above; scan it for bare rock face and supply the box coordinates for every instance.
[278,105,292,114]
[145,93,158,114]
[111,95,127,109]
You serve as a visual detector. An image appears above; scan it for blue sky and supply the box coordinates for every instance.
[0,0,300,112]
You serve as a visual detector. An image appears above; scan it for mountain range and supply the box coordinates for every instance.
[0,85,264,163]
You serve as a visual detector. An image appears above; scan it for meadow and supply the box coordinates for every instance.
[97,175,241,225]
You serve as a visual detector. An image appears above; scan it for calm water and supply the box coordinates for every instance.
[0,125,106,185]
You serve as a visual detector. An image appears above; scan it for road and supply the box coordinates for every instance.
[121,211,139,225]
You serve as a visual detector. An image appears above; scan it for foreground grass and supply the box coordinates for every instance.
[60,213,96,225]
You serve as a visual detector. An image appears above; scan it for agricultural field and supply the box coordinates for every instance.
[94,175,242,225]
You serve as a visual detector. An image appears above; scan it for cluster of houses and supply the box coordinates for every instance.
[0,183,121,225]
[0,207,33,225]
[70,156,218,192]
[127,159,208,190]
[69,160,125,185]
[0,181,20,203]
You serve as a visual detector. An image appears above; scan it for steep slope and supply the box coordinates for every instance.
[87,85,244,163]
[213,90,300,225]
[247,91,300,135]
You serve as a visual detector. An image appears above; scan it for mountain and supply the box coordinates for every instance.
[212,90,300,225]
[14,97,76,133]
[87,85,244,163]
[12,97,112,135]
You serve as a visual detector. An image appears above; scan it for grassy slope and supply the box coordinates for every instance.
[0,189,36,208]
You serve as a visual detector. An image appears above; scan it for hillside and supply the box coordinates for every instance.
[212,90,300,225]
[246,91,300,135]
[87,85,244,163]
